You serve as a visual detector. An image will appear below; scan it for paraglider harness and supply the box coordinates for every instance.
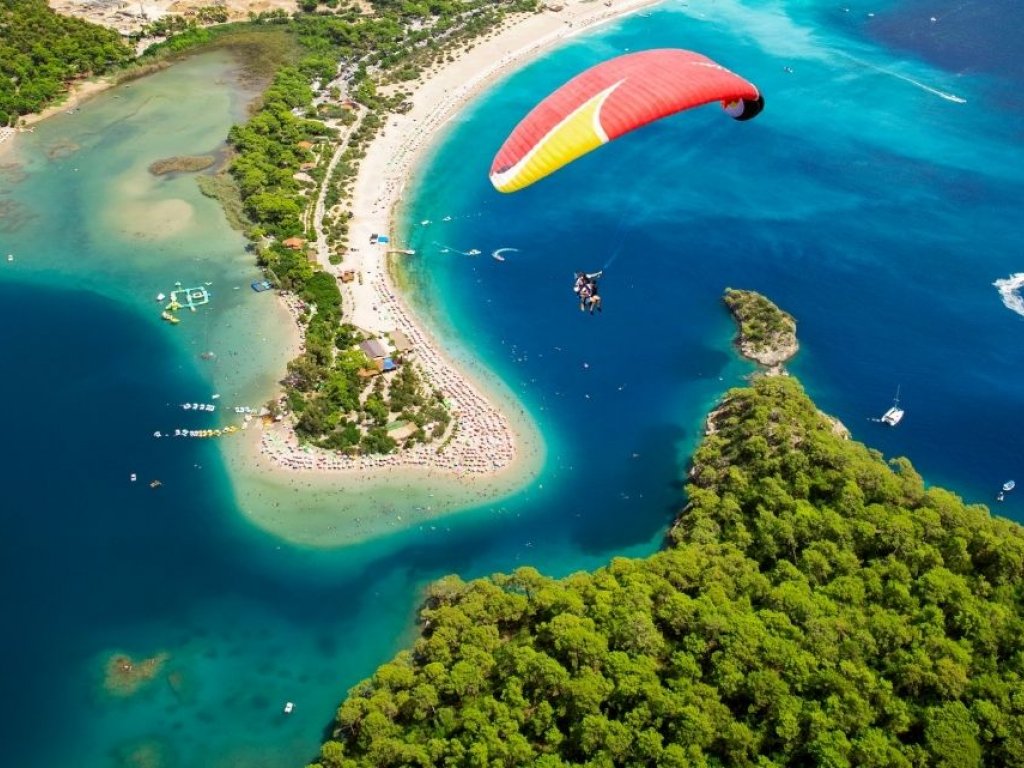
[574,271,603,314]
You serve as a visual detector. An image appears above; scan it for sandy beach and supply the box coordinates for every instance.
[227,0,661,545]
[0,76,123,161]
[22,77,116,128]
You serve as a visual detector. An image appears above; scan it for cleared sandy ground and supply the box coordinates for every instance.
[49,1,298,35]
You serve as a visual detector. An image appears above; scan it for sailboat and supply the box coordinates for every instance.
[880,385,904,426]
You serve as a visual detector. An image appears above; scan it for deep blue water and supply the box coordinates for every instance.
[2,1,1023,765]
[868,0,1024,84]
[401,0,1024,519]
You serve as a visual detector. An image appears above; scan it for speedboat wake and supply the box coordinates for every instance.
[433,241,479,256]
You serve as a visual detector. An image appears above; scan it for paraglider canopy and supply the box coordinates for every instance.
[489,49,763,193]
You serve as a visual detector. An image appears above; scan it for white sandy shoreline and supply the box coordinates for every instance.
[225,0,664,545]
[246,2,659,471]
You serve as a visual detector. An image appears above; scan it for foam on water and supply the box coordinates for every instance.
[993,273,1024,317]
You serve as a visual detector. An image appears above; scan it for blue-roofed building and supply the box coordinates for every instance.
[382,357,398,372]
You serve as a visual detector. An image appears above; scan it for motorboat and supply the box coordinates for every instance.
[997,480,1014,502]
[283,701,294,714]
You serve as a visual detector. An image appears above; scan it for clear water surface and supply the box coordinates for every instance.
[1,2,1022,765]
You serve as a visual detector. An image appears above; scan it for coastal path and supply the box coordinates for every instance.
[312,109,364,269]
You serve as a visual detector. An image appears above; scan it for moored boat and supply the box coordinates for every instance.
[880,386,904,426]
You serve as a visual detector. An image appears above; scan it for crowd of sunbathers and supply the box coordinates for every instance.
[573,271,603,314]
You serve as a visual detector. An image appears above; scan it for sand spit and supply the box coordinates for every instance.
[231,0,661,544]
[253,0,658,476]
[266,0,659,471]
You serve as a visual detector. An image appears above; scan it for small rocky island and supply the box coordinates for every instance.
[723,288,798,370]
[148,156,215,176]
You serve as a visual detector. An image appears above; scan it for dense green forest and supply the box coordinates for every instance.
[0,0,132,125]
[309,370,1024,766]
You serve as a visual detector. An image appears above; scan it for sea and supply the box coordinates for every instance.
[1,1,1022,765]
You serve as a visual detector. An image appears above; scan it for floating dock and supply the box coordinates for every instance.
[170,285,210,312]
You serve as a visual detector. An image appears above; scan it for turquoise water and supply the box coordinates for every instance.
[2,2,1023,765]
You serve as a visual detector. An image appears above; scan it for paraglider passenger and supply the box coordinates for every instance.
[579,281,592,312]
[587,276,602,314]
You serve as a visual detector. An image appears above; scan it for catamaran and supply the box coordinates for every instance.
[880,386,904,426]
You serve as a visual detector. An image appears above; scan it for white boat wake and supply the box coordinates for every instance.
[883,69,967,104]
[994,273,1024,317]
[838,52,967,104]
[492,248,520,260]
[433,242,480,256]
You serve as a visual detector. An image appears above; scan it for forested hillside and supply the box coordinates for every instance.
[309,373,1024,767]
[0,0,132,125]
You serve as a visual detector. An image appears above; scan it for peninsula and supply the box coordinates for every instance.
[195,0,665,543]
[308,294,1024,768]
[241,0,661,485]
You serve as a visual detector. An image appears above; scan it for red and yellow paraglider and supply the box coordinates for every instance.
[489,49,763,193]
